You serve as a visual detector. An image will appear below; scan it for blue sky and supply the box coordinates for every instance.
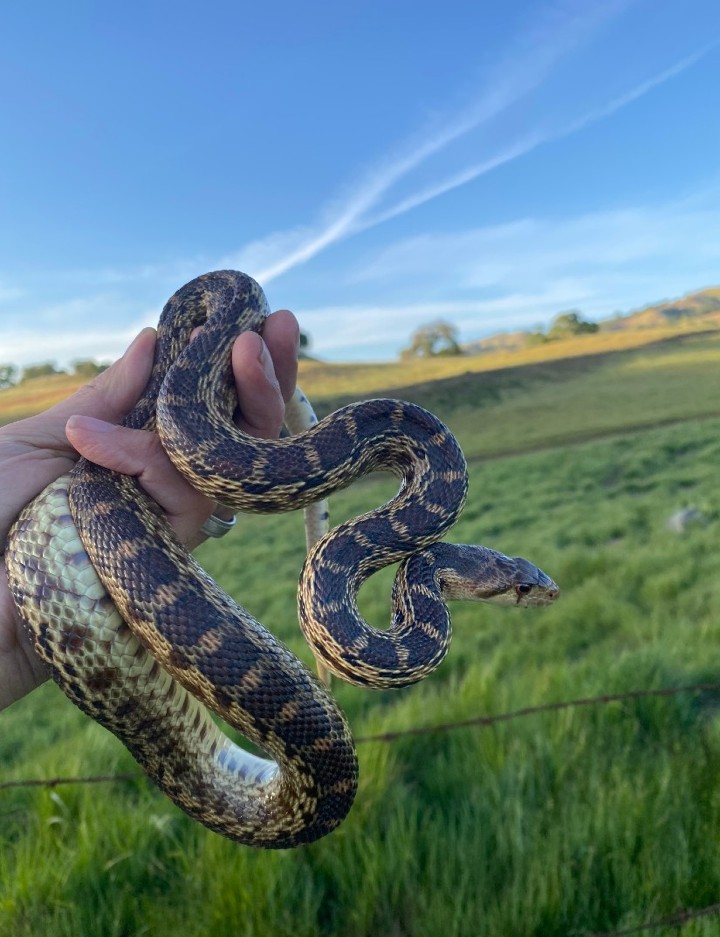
[1,0,719,366]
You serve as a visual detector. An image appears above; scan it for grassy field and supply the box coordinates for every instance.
[2,330,720,935]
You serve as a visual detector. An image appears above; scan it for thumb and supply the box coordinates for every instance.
[64,417,161,477]
[65,416,213,539]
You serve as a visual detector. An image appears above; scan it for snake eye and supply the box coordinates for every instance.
[516,583,533,596]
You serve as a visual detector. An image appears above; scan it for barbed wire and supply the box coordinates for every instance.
[0,772,139,791]
[4,680,720,933]
[580,901,720,936]
[354,680,720,742]
[3,680,720,792]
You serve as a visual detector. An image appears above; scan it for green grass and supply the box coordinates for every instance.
[3,332,720,934]
[306,331,720,463]
[0,372,85,425]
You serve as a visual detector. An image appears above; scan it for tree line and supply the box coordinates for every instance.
[0,359,109,389]
[524,309,599,345]
[0,330,313,390]
[0,331,311,390]
[400,309,599,358]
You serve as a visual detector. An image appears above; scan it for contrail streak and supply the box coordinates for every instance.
[357,40,718,231]
[254,0,635,282]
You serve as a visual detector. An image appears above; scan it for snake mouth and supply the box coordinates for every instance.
[508,557,560,606]
[514,582,560,606]
[481,584,558,607]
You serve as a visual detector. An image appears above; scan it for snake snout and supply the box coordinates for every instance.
[513,558,560,607]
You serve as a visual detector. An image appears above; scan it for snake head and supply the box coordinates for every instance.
[505,555,560,607]
[433,544,559,607]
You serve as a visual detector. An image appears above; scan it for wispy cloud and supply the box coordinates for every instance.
[357,39,718,231]
[225,0,639,284]
[300,284,595,356]
[299,186,720,359]
[2,327,135,367]
[561,38,719,133]
[219,2,719,290]
[0,289,156,367]
[76,19,715,293]
[3,0,716,370]
[5,184,718,367]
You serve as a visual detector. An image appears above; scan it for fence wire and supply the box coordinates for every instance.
[580,901,720,936]
[3,680,720,790]
[5,679,720,934]
[354,680,720,743]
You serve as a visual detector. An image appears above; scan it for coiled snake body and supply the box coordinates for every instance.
[4,271,558,848]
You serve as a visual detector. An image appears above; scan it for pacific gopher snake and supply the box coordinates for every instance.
[4,270,558,848]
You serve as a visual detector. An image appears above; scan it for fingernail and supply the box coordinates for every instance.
[123,327,153,358]
[66,415,114,434]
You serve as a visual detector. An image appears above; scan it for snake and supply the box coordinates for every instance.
[4,270,559,849]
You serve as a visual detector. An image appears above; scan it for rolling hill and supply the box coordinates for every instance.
[463,284,720,354]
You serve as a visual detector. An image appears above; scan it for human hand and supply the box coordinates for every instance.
[0,309,300,709]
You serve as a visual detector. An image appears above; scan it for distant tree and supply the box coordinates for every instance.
[70,359,109,379]
[524,330,549,348]
[546,310,599,340]
[20,362,65,382]
[0,363,18,389]
[298,330,311,358]
[401,320,461,359]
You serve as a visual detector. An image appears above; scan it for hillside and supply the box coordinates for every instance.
[603,285,720,330]
[2,315,718,430]
[463,284,720,354]
[2,286,720,413]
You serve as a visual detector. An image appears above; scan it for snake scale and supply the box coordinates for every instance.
[4,270,559,848]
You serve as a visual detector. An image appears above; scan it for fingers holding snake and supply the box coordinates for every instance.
[4,270,559,848]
